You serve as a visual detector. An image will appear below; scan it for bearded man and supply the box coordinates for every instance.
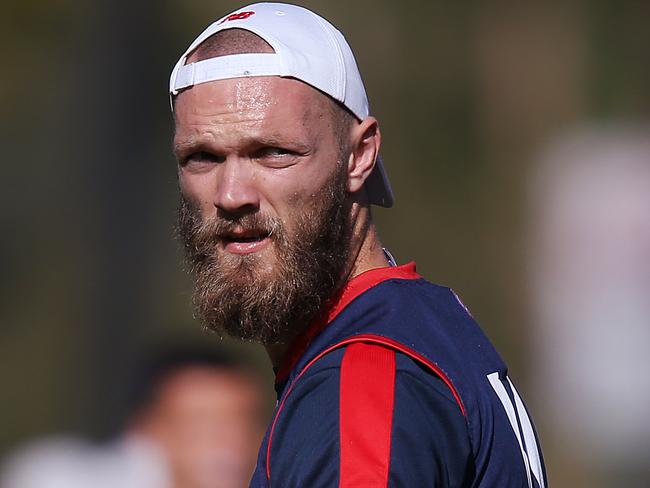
[170,3,547,487]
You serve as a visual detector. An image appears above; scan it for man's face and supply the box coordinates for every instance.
[174,76,351,344]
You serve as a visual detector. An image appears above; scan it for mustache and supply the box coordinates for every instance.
[178,199,282,258]
[197,212,280,240]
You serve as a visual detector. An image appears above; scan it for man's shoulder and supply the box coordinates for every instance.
[349,272,468,322]
[337,273,504,371]
[269,342,473,486]
[289,344,463,413]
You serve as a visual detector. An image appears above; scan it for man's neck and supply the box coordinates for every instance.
[347,223,390,279]
[265,205,388,370]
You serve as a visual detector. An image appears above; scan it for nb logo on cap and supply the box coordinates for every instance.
[218,11,255,24]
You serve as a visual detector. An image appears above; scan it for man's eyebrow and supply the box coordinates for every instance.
[174,135,311,156]
[247,134,313,152]
[250,135,293,148]
[173,139,201,157]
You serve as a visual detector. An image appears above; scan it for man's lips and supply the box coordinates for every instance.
[220,230,272,255]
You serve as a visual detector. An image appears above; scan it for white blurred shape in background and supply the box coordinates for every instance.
[0,435,170,488]
[529,126,650,484]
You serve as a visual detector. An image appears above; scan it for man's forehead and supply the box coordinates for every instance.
[174,76,332,126]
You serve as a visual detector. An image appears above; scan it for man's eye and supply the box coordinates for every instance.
[254,147,292,158]
[181,151,223,166]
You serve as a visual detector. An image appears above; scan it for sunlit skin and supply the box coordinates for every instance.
[173,76,389,365]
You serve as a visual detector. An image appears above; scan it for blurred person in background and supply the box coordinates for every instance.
[529,127,650,488]
[1,346,266,488]
[171,3,546,486]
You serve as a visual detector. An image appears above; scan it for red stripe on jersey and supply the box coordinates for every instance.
[339,342,396,488]
[265,334,465,482]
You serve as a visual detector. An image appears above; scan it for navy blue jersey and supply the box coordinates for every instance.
[250,263,546,487]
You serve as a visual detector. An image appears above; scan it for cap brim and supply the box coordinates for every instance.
[365,155,394,207]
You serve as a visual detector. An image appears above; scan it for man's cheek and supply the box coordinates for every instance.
[179,178,212,212]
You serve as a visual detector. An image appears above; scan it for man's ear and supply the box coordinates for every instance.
[347,117,381,194]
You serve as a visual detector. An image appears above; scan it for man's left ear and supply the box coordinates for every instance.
[347,117,381,193]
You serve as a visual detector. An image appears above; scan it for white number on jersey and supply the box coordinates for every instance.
[487,372,545,488]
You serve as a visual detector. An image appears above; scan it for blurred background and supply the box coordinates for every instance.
[1,0,649,486]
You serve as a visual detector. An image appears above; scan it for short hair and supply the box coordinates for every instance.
[186,28,355,158]
[188,28,274,60]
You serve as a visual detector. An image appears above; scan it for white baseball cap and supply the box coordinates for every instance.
[169,2,394,208]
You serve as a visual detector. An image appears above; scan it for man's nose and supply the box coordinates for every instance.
[213,159,260,215]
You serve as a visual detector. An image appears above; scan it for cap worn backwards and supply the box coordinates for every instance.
[169,2,393,208]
